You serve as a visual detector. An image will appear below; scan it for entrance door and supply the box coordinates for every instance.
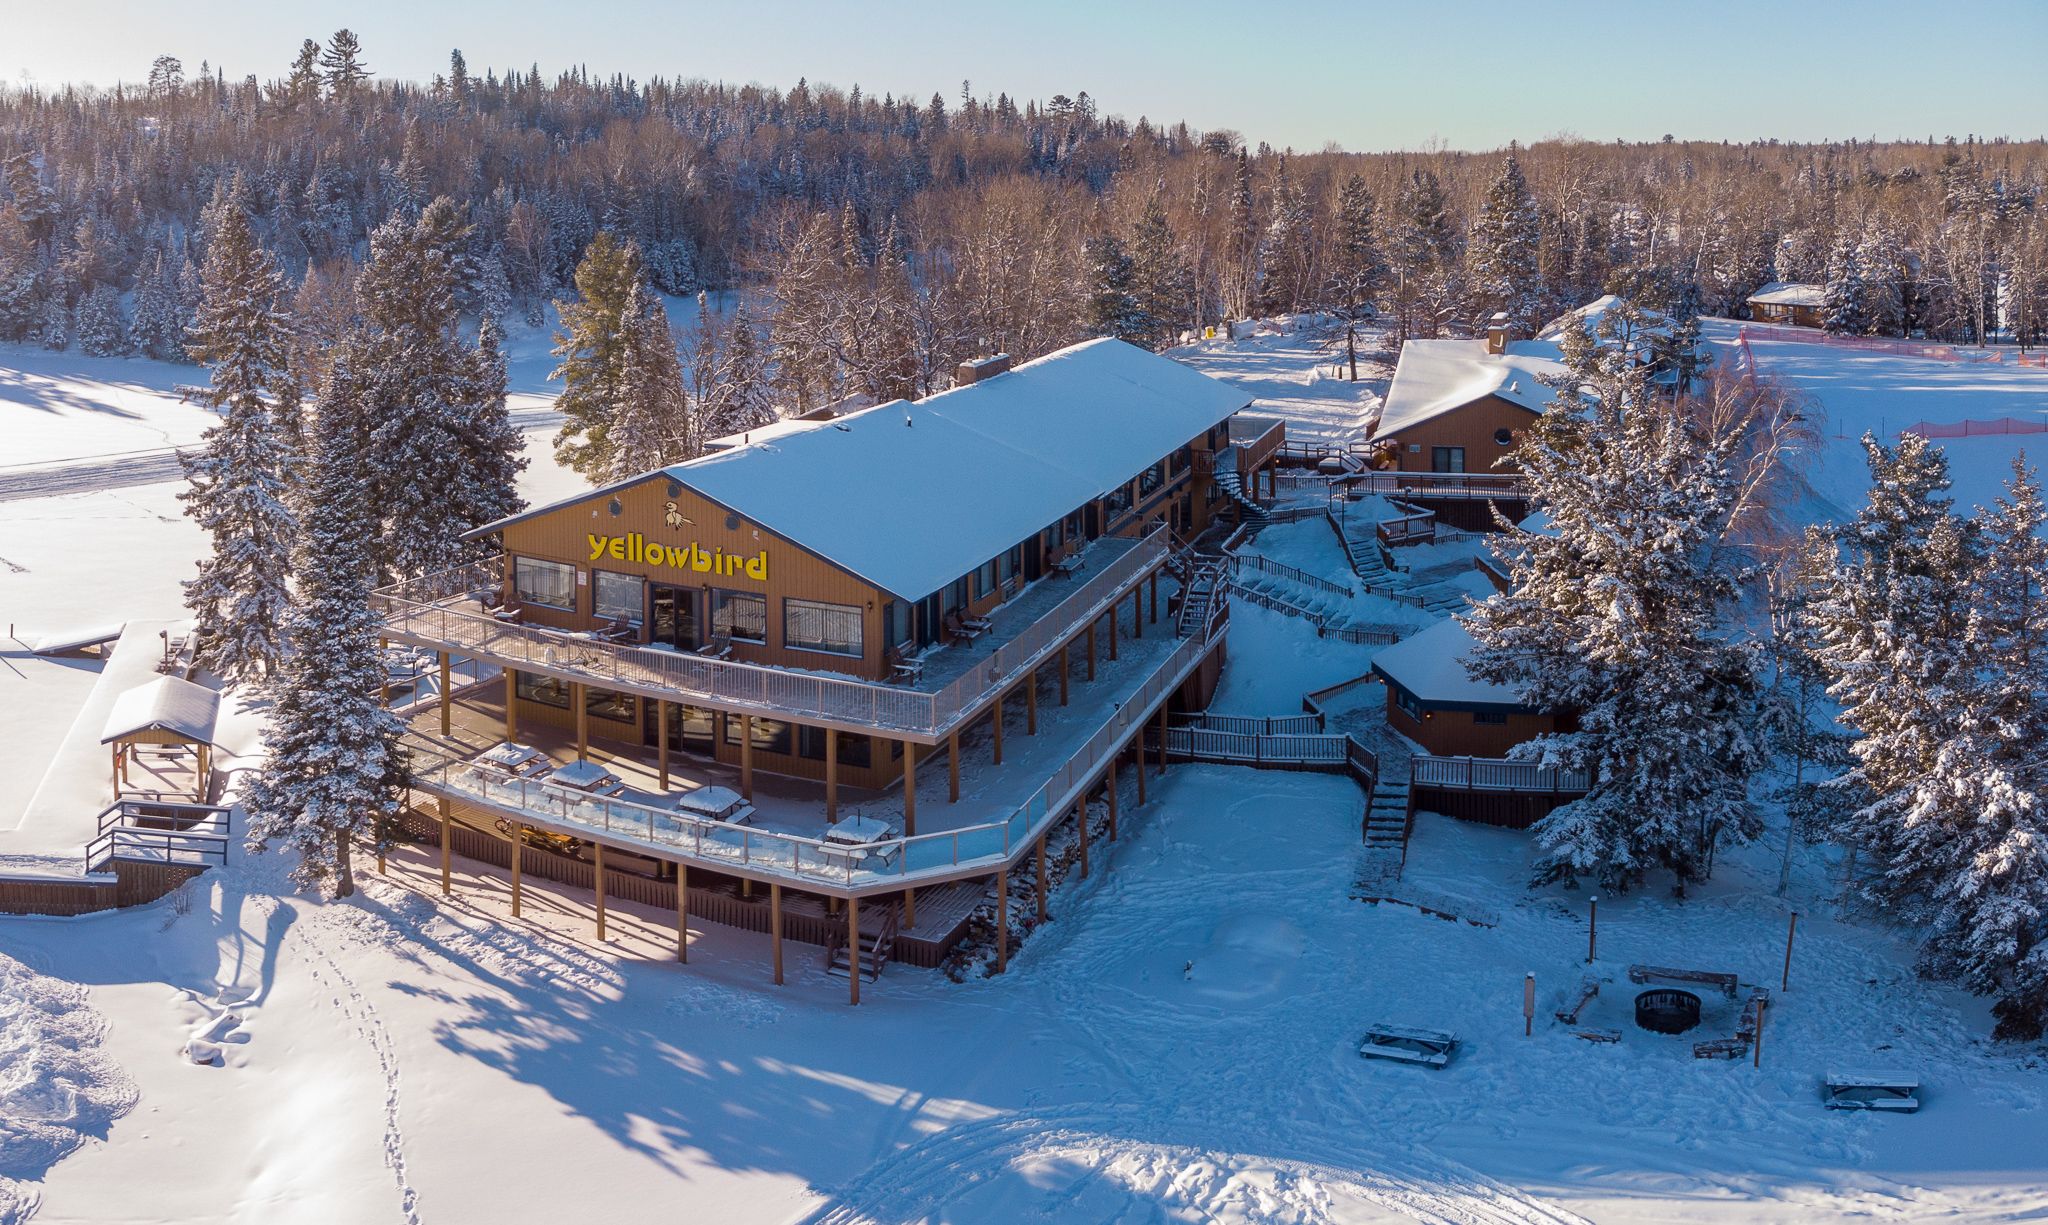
[650,585,698,651]
[1023,536,1043,582]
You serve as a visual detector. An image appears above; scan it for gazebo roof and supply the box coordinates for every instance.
[99,676,222,747]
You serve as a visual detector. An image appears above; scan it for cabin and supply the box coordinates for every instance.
[1370,317,1564,475]
[1372,618,1563,758]
[1746,282,1826,329]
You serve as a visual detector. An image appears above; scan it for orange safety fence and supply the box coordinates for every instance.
[1900,418,2048,440]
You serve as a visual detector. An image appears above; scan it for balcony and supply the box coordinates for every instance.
[401,589,1227,898]
[373,526,1171,744]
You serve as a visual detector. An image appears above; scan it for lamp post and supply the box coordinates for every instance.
[1523,971,1535,1037]
[1586,896,1599,964]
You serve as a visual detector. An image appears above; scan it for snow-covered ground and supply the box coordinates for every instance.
[5,322,2048,1224]
[1177,317,1386,446]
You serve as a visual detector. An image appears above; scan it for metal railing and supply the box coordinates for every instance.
[1231,416,1287,473]
[1410,754,1590,794]
[1345,471,1533,501]
[85,825,230,872]
[1225,552,1353,599]
[373,527,1170,739]
[413,617,1224,895]
[1175,711,1325,736]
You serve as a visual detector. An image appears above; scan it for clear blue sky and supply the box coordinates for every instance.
[11,0,2046,151]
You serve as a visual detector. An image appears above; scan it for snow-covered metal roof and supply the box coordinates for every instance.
[1371,617,1532,710]
[664,338,1251,598]
[1746,282,1826,308]
[99,675,222,746]
[1373,339,1566,441]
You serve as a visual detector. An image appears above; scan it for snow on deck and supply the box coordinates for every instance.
[1175,317,1385,446]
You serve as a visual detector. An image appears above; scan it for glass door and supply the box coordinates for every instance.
[650,585,698,650]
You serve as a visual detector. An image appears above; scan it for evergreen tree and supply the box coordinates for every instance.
[549,230,645,480]
[282,39,322,111]
[1466,321,1774,891]
[1128,186,1193,351]
[695,305,776,440]
[1080,232,1143,342]
[176,194,298,683]
[243,344,407,898]
[1257,163,1313,316]
[456,315,525,550]
[0,205,40,342]
[610,281,693,475]
[1823,228,1870,335]
[130,244,188,360]
[1468,151,1544,333]
[1325,174,1386,379]
[1388,168,1462,342]
[320,29,370,107]
[73,283,130,356]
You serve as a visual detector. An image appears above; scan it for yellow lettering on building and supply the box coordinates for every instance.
[585,534,769,583]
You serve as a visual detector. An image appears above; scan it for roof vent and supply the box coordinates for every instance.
[954,353,1012,387]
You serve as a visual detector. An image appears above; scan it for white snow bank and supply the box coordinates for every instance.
[0,953,138,1225]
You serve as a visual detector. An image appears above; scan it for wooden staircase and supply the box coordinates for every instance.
[825,904,900,984]
[1360,777,1413,884]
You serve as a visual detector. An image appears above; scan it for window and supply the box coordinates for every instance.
[1104,481,1134,517]
[798,726,873,769]
[784,597,864,657]
[1474,711,1508,725]
[711,589,766,643]
[677,704,720,751]
[726,715,792,755]
[976,559,998,598]
[516,672,571,709]
[1493,427,1515,447]
[1139,460,1166,496]
[585,687,636,723]
[882,600,912,652]
[513,557,576,611]
[1431,446,1466,474]
[1393,687,1422,720]
[594,571,644,626]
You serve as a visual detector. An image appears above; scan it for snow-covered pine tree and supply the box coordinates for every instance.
[768,213,844,414]
[1256,162,1314,316]
[1465,315,1775,891]
[176,193,299,684]
[1080,233,1143,342]
[455,314,525,552]
[243,343,407,898]
[696,305,777,441]
[610,281,693,476]
[550,230,645,480]
[475,244,513,327]
[73,283,131,356]
[1468,150,1544,333]
[130,244,188,360]
[1128,186,1193,351]
[1823,228,1870,335]
[0,204,40,342]
[1325,174,1385,380]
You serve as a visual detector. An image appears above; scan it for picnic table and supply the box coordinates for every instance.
[1052,552,1086,576]
[1358,1023,1459,1069]
[545,759,625,796]
[475,742,549,777]
[1823,1070,1921,1113]
[819,815,899,870]
[1627,963,1740,999]
[673,785,754,825]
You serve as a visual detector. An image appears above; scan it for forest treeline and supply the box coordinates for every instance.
[2,33,2046,391]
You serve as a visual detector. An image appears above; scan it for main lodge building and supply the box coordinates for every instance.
[375,338,1286,997]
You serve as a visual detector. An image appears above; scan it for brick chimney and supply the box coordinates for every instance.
[1485,312,1513,355]
[954,353,1012,387]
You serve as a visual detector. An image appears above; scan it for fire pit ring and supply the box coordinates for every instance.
[1635,988,1702,1035]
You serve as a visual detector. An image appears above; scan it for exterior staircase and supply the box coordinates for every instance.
[1213,446,1271,523]
[825,905,899,983]
[1360,778,1413,884]
[1175,558,1227,637]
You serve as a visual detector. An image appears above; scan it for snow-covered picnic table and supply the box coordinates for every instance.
[544,759,625,795]
[1823,1070,1921,1113]
[672,785,753,825]
[819,815,900,870]
[475,742,548,776]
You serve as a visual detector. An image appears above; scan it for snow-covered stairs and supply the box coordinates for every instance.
[1414,583,1470,615]
[1212,462,1270,523]
[1359,780,1412,883]
[826,907,898,982]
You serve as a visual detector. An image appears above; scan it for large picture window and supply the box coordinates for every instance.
[1431,446,1466,474]
[594,571,644,626]
[725,714,793,755]
[513,557,577,611]
[798,726,874,769]
[1104,481,1134,517]
[711,589,767,643]
[784,598,864,657]
[516,672,571,709]
[585,687,636,723]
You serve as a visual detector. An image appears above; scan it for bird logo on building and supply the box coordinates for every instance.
[664,501,685,529]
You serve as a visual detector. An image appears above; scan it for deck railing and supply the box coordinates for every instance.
[373,527,1170,739]
[1410,753,1590,794]
[1230,415,1287,473]
[413,619,1223,894]
[1345,471,1533,501]
[1224,552,1353,599]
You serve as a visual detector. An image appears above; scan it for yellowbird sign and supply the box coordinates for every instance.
[588,533,768,581]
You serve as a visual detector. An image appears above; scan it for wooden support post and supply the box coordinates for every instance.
[1108,606,1119,660]
[657,701,670,791]
[991,694,1005,766]
[1085,625,1097,680]
[1157,704,1169,775]
[1058,645,1070,706]
[948,733,960,803]
[1783,912,1798,992]
[1149,572,1159,623]
[1136,742,1148,805]
[1077,799,1090,879]
[770,882,782,984]
[504,669,519,740]
[902,740,917,836]
[573,682,589,760]
[848,896,862,1006]
[1132,587,1142,639]
[1035,834,1049,922]
[511,825,523,917]
[1025,670,1038,735]
[439,811,451,895]
[904,886,916,929]
[676,863,688,963]
[1753,998,1767,1069]
[740,714,754,800]
[996,870,1009,974]
[594,843,607,941]
[438,650,451,736]
[1106,755,1120,841]
[825,727,839,821]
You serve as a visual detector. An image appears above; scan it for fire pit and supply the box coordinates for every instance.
[1635,988,1702,1035]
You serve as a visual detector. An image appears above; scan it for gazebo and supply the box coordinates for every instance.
[100,676,223,802]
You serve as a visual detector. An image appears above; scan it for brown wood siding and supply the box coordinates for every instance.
[497,476,894,679]
[1384,395,1535,474]
[1386,696,1559,758]
[505,694,907,789]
